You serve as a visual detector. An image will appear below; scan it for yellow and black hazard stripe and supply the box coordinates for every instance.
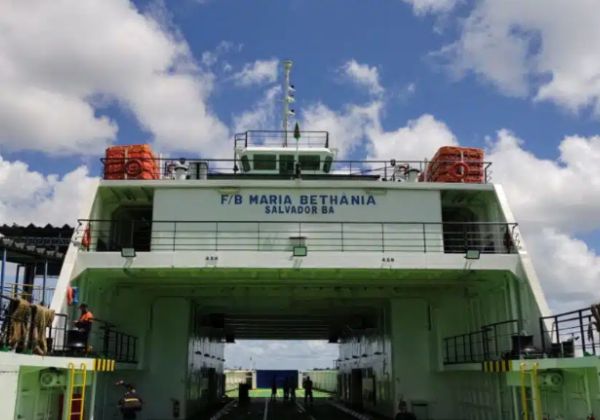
[482,360,513,373]
[93,358,116,372]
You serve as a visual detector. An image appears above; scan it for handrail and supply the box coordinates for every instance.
[443,319,519,364]
[539,306,599,357]
[100,155,493,183]
[74,219,519,255]
[0,294,68,353]
[93,319,138,363]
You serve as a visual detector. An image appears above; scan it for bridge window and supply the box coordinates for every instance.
[279,154,295,175]
[254,154,276,170]
[299,155,320,171]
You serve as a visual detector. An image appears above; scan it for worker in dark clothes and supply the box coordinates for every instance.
[303,376,313,405]
[271,377,277,401]
[116,380,143,419]
[283,377,290,401]
[290,379,296,402]
[73,303,94,351]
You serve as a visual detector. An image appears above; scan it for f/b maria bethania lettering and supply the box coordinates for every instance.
[220,193,377,215]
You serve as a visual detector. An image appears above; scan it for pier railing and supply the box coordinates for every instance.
[75,220,519,255]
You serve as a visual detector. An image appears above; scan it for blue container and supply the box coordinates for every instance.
[256,370,298,389]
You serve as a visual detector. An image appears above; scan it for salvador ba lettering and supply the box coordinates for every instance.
[219,193,376,215]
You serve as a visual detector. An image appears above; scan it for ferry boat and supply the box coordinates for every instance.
[1,62,600,420]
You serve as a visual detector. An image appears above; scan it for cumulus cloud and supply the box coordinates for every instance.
[302,102,381,158]
[402,0,460,15]
[232,59,279,87]
[0,0,228,155]
[225,340,338,370]
[525,228,600,313]
[339,60,384,97]
[0,156,98,226]
[488,130,600,233]
[233,86,281,134]
[367,114,458,161]
[437,0,600,112]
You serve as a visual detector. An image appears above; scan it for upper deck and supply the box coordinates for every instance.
[73,132,519,276]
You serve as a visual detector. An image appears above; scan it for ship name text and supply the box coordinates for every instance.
[220,193,377,215]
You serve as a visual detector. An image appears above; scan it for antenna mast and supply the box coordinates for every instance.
[282,60,295,147]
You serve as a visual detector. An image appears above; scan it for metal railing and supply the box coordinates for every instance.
[539,306,600,357]
[1,283,55,308]
[443,319,520,364]
[100,156,492,183]
[234,130,330,148]
[95,321,138,363]
[0,294,68,354]
[75,220,519,254]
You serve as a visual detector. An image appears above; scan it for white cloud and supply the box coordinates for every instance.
[233,86,281,134]
[0,0,228,155]
[201,41,239,67]
[339,60,384,96]
[0,156,98,226]
[302,102,381,159]
[525,228,600,313]
[225,340,338,370]
[232,59,279,87]
[438,0,600,112]
[367,114,458,161]
[488,130,600,233]
[402,0,460,15]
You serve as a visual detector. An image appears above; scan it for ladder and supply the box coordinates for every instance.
[519,362,543,420]
[66,362,88,420]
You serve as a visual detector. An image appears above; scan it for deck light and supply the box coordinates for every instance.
[465,249,481,260]
[121,248,136,258]
[293,246,307,257]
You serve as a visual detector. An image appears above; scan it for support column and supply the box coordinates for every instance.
[42,260,48,305]
[23,263,36,302]
[88,371,98,420]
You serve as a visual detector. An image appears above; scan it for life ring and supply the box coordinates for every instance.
[449,162,469,181]
[67,286,74,305]
[125,159,143,177]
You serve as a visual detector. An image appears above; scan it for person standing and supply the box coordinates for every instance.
[271,377,277,401]
[116,381,143,419]
[303,376,313,405]
[283,377,290,401]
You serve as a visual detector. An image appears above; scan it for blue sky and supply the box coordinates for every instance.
[2,0,600,369]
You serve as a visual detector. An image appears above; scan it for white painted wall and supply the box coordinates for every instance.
[0,363,19,420]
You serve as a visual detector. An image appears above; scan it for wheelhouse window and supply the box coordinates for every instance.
[279,154,295,175]
[253,154,276,170]
[299,155,320,171]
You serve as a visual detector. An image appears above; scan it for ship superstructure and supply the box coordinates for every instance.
[2,67,600,420]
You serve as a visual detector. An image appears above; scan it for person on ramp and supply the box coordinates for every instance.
[116,380,143,419]
[271,377,278,401]
[303,376,314,405]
